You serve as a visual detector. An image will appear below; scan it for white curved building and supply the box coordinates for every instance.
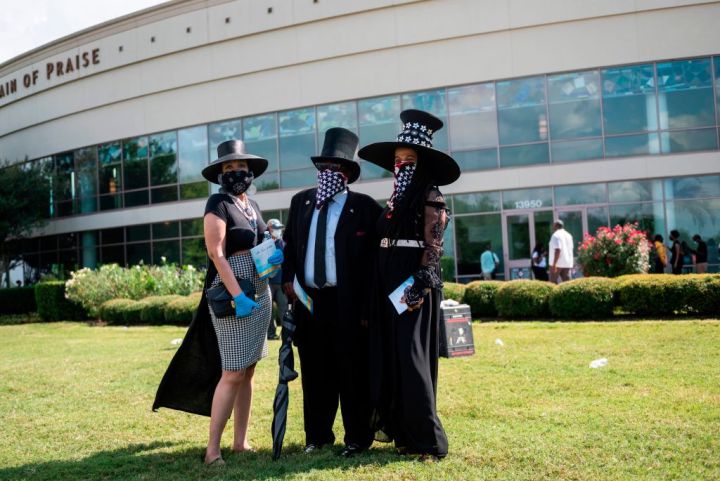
[1,0,719,282]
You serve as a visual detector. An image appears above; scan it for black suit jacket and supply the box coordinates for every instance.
[282,188,382,335]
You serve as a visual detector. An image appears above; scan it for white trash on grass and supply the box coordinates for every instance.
[589,358,608,369]
[494,338,505,346]
[170,338,183,346]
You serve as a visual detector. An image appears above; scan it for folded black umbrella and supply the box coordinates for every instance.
[271,309,299,460]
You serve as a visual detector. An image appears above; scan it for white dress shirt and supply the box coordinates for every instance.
[304,190,347,288]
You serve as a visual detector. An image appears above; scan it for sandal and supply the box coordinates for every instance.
[202,454,225,466]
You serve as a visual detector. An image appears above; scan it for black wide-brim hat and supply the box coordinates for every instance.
[202,140,269,183]
[357,109,460,186]
[311,127,361,184]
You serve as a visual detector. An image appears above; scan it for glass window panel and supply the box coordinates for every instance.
[101,228,124,245]
[243,114,278,172]
[123,159,148,190]
[452,148,497,171]
[54,152,74,201]
[153,240,180,265]
[123,136,148,160]
[547,70,602,139]
[98,142,122,165]
[358,95,402,145]
[602,63,658,135]
[127,225,150,242]
[610,203,666,237]
[557,210,583,249]
[180,181,209,200]
[127,242,151,266]
[452,192,501,214]
[402,89,448,151]
[665,199,720,251]
[208,119,242,160]
[100,245,124,265]
[455,214,503,276]
[551,139,603,162]
[534,210,555,250]
[608,179,663,203]
[499,143,549,167]
[99,194,122,211]
[281,168,317,189]
[178,126,208,184]
[153,221,179,239]
[497,76,547,144]
[507,214,531,260]
[657,58,715,129]
[360,161,393,180]
[660,128,718,153]
[716,56,720,125]
[150,131,177,186]
[124,190,149,207]
[441,218,455,281]
[448,83,497,150]
[255,172,280,192]
[181,219,204,237]
[182,238,207,268]
[40,235,58,251]
[664,175,720,199]
[502,187,553,210]
[75,147,97,202]
[588,206,609,235]
[99,164,121,195]
[151,186,178,204]
[279,108,316,170]
[555,183,606,206]
[59,233,77,250]
[317,102,358,137]
[604,133,660,157]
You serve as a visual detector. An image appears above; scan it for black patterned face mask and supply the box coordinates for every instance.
[219,170,254,195]
[315,169,347,209]
[387,161,416,212]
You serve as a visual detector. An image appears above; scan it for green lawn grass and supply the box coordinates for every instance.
[1,320,719,481]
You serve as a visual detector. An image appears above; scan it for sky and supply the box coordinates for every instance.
[0,0,168,65]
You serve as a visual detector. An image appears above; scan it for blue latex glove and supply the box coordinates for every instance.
[233,292,259,317]
[268,249,284,265]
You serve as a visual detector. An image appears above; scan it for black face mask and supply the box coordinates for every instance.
[219,170,254,195]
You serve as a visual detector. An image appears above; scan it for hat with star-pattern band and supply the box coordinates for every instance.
[357,109,460,186]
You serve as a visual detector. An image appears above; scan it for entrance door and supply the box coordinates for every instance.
[502,210,553,279]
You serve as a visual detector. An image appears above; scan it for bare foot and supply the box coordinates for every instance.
[232,444,254,453]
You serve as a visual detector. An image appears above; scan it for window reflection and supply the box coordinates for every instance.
[608,180,663,203]
[317,102,357,137]
[150,131,178,187]
[279,108,316,171]
[75,147,97,213]
[497,76,547,145]
[244,114,279,173]
[610,203,666,237]
[123,136,149,191]
[448,83,497,150]
[358,95,401,180]
[178,126,208,184]
[452,192,501,214]
[547,70,601,139]
[657,58,715,129]
[555,183,606,206]
[664,175,720,199]
[602,63,657,135]
[208,119,242,160]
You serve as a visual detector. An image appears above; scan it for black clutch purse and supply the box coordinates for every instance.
[206,277,257,318]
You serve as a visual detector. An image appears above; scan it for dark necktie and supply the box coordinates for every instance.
[314,203,329,288]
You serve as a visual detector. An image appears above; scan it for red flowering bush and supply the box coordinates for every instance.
[577,223,650,277]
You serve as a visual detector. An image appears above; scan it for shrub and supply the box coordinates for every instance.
[35,281,86,321]
[683,274,720,316]
[577,223,650,277]
[442,282,467,302]
[549,277,616,320]
[139,295,183,324]
[99,299,138,325]
[164,293,201,325]
[122,301,145,325]
[495,280,555,319]
[463,281,502,318]
[65,263,205,317]
[617,273,720,316]
[0,286,37,315]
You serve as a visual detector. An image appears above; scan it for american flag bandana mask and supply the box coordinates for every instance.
[387,161,416,212]
[315,170,347,209]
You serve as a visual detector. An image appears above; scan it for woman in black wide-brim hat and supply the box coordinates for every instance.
[358,109,460,460]
[153,140,283,466]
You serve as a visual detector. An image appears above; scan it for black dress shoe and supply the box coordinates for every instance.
[303,443,320,454]
[339,443,364,458]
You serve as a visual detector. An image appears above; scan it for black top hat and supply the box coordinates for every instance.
[357,109,460,186]
[201,140,269,183]
[311,127,361,184]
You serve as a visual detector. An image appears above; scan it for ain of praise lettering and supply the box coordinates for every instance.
[46,48,100,80]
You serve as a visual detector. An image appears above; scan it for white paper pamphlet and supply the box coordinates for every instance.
[389,276,415,314]
[250,239,280,278]
[293,276,313,314]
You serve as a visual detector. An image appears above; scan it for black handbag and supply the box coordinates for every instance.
[206,277,257,318]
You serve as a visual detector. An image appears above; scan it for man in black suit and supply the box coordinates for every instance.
[282,127,382,457]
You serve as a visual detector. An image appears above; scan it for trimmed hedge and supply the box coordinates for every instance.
[35,281,86,321]
[139,295,183,324]
[463,281,502,318]
[617,273,720,316]
[164,292,202,325]
[495,280,556,319]
[99,299,139,325]
[549,277,616,320]
[442,282,467,302]
[0,286,37,315]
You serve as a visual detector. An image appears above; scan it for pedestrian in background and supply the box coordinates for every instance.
[691,234,708,273]
[669,230,684,274]
[531,242,548,281]
[653,234,667,273]
[549,220,573,284]
[266,218,287,340]
[480,242,500,280]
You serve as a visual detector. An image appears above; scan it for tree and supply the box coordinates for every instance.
[0,160,51,287]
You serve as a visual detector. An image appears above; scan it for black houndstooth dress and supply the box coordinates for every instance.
[208,252,272,371]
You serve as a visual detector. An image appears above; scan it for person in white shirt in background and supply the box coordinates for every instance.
[549,219,574,284]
